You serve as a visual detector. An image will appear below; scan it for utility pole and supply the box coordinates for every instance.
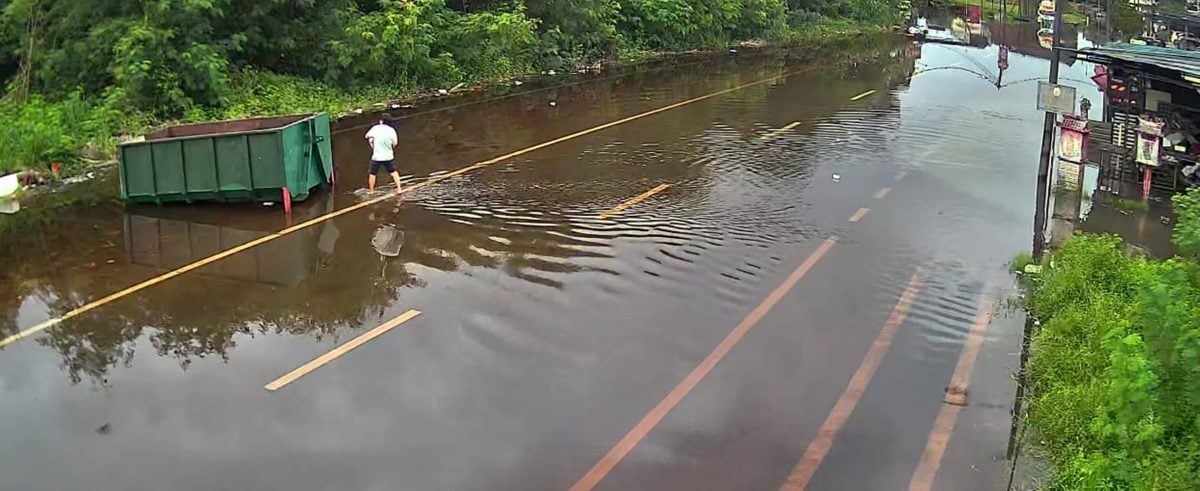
[1032,0,1068,259]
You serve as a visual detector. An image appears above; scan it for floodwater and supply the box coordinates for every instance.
[1,28,1098,491]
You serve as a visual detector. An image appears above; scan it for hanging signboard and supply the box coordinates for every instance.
[1037,82,1076,115]
[1136,116,1165,167]
[1059,116,1088,164]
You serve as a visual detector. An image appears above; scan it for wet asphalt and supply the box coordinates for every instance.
[1,30,1103,491]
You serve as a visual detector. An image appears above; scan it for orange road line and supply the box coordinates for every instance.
[599,183,672,219]
[895,170,910,181]
[908,294,995,491]
[779,274,925,491]
[848,207,871,223]
[0,68,809,351]
[850,90,877,101]
[761,121,803,141]
[874,187,892,200]
[265,309,422,391]
[570,236,840,491]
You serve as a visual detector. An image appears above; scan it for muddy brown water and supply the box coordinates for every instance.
[1,31,1102,491]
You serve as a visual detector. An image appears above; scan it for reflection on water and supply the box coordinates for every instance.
[1,35,974,387]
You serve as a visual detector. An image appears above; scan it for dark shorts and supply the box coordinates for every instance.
[369,160,396,175]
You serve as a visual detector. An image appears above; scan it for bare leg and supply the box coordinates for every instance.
[390,171,403,194]
[369,174,377,193]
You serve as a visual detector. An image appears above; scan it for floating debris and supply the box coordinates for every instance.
[832,173,841,182]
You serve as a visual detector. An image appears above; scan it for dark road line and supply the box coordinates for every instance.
[778,274,925,491]
[265,310,422,391]
[908,294,995,491]
[599,183,672,219]
[569,237,839,491]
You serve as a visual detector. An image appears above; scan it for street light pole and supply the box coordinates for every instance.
[1032,0,1068,259]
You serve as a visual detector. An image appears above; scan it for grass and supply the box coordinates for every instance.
[942,0,1021,19]
[1011,251,1036,274]
[1022,234,1200,489]
[1109,196,1151,213]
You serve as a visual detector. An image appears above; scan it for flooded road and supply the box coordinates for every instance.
[1,31,1099,491]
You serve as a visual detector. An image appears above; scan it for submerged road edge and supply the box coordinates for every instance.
[0,67,814,351]
[778,273,925,491]
[908,292,996,491]
[569,236,839,491]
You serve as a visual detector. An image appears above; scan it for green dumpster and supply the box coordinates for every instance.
[119,113,334,204]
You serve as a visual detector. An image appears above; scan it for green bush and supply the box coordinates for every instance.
[619,0,787,51]
[0,0,898,174]
[0,90,136,174]
[1026,235,1200,489]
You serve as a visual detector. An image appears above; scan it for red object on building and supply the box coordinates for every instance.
[1144,168,1153,199]
[1091,65,1108,91]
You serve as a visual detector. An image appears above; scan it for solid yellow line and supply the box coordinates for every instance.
[850,90,877,101]
[0,67,806,351]
[849,207,871,223]
[599,183,672,219]
[760,121,803,141]
[265,309,422,391]
[874,187,892,200]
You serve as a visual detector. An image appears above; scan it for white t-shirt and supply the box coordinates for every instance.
[366,124,398,162]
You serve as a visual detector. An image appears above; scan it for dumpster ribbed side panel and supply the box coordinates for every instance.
[248,133,285,190]
[151,141,186,197]
[121,145,157,199]
[182,139,218,194]
[215,136,252,193]
[117,112,330,203]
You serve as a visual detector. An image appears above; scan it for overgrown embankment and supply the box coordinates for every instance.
[0,0,901,177]
[1021,189,1200,489]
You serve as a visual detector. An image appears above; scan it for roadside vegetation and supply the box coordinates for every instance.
[0,0,900,175]
[1021,188,1200,489]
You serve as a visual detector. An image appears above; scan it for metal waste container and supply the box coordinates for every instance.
[119,113,333,204]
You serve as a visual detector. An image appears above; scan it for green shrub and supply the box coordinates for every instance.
[0,90,137,174]
[1026,235,1200,489]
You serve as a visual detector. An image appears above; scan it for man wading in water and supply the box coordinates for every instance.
[365,116,403,194]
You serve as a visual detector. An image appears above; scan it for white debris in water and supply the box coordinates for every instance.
[514,80,524,86]
[437,89,449,96]
[353,108,364,114]
[549,101,557,107]
[548,70,556,76]
[263,202,274,206]
[832,173,841,182]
